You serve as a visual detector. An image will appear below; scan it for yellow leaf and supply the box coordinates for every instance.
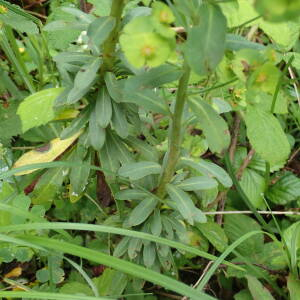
[13,131,82,176]
[4,267,22,278]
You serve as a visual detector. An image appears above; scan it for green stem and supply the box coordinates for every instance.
[156,63,191,198]
[100,0,125,75]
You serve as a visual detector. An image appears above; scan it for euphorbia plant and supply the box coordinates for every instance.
[1,0,300,298]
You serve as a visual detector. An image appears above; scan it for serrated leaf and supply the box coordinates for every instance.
[87,16,115,46]
[118,161,161,181]
[17,88,64,133]
[95,87,112,128]
[181,158,232,188]
[240,169,265,209]
[224,214,264,257]
[176,176,218,191]
[189,97,230,153]
[267,172,300,205]
[197,222,228,252]
[185,3,227,75]
[13,131,82,175]
[245,105,290,166]
[166,184,206,225]
[129,197,157,226]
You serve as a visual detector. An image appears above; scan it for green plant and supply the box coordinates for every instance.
[1,0,300,299]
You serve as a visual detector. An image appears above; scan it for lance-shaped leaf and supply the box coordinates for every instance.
[118,161,161,181]
[17,88,64,133]
[13,131,82,175]
[87,16,115,47]
[89,109,106,150]
[166,184,206,225]
[176,176,218,191]
[189,97,230,154]
[115,189,149,201]
[185,3,227,75]
[111,102,129,139]
[95,87,112,128]
[246,276,275,300]
[180,158,232,188]
[129,197,158,226]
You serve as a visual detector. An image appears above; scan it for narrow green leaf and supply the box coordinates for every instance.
[115,189,148,200]
[67,58,101,104]
[189,97,230,153]
[177,176,218,191]
[226,34,265,51]
[129,197,158,226]
[181,158,232,188]
[89,109,106,150]
[87,16,115,46]
[118,161,161,181]
[287,273,300,300]
[111,102,129,139]
[166,184,206,225]
[185,3,227,75]
[95,87,112,128]
[104,72,123,103]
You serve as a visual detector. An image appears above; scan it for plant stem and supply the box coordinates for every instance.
[100,0,125,75]
[156,63,191,198]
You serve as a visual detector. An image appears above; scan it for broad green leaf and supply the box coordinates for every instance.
[267,172,300,205]
[246,275,275,300]
[287,274,300,300]
[240,169,265,209]
[224,214,264,257]
[89,109,106,150]
[176,176,218,191]
[185,3,227,75]
[95,87,112,128]
[115,189,148,200]
[123,89,169,115]
[32,167,66,205]
[13,131,82,175]
[189,97,230,153]
[129,197,158,226]
[197,222,228,252]
[283,221,300,254]
[87,16,115,47]
[181,158,232,188]
[17,88,64,133]
[67,58,101,104]
[234,290,253,300]
[166,184,206,225]
[87,0,112,16]
[245,105,290,166]
[60,282,93,297]
[118,161,161,181]
[111,103,129,139]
